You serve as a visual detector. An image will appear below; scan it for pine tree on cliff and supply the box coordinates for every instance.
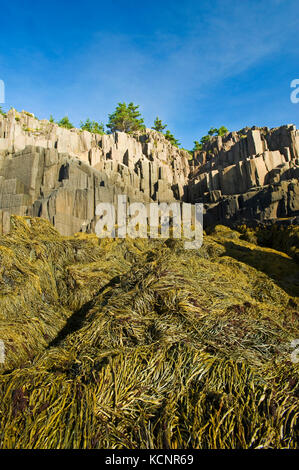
[208,127,218,136]
[193,127,229,151]
[107,102,145,133]
[152,117,180,148]
[80,118,105,134]
[193,141,202,151]
[164,130,180,148]
[217,126,228,136]
[57,116,74,129]
[152,116,167,132]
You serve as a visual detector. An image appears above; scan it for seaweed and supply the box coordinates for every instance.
[0,217,298,448]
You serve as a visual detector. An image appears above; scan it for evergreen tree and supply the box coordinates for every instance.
[57,116,74,129]
[208,127,218,136]
[200,135,211,145]
[106,102,145,133]
[193,126,229,153]
[193,140,203,151]
[80,118,105,134]
[217,126,228,136]
[152,116,167,132]
[164,130,180,148]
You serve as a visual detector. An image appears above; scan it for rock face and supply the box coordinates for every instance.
[0,109,190,235]
[188,125,299,226]
[0,108,298,234]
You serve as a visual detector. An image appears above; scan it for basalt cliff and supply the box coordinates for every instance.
[0,108,298,235]
[0,109,298,450]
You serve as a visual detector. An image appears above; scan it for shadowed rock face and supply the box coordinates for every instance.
[0,109,190,235]
[0,108,298,234]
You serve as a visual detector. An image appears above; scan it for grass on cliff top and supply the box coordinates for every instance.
[0,216,298,449]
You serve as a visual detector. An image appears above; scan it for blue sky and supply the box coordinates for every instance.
[0,0,298,149]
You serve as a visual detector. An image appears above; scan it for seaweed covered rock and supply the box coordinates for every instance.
[239,223,299,262]
[0,217,298,448]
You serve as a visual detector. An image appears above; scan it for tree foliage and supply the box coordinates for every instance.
[106,102,145,133]
[193,126,229,152]
[193,140,203,152]
[164,130,180,148]
[57,116,74,129]
[80,118,105,134]
[152,116,167,132]
[208,127,218,136]
[151,116,181,148]
[200,135,211,145]
[217,126,229,136]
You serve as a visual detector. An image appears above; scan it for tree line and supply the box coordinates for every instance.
[3,102,229,154]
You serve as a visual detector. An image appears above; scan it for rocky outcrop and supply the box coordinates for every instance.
[203,180,299,227]
[0,108,298,233]
[188,125,299,226]
[0,109,190,235]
